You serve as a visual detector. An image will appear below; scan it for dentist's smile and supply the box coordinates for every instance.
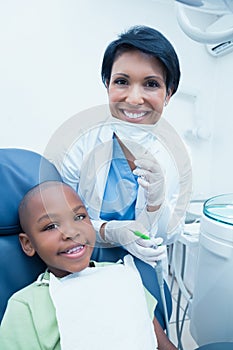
[122,110,148,119]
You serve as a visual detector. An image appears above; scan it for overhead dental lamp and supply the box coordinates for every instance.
[175,0,233,55]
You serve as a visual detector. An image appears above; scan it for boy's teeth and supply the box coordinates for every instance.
[66,246,83,254]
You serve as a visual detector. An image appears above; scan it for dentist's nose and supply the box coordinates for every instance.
[125,85,144,105]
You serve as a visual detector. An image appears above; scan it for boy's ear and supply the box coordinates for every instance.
[19,233,36,257]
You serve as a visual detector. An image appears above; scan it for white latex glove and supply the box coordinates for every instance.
[133,154,165,207]
[104,220,167,265]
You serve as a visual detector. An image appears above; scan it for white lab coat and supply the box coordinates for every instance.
[56,111,192,245]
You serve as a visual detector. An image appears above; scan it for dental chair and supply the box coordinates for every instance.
[0,148,62,323]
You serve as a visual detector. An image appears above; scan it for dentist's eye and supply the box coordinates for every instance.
[146,80,160,88]
[114,78,128,85]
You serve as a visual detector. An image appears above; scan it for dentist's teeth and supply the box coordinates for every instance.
[124,111,146,119]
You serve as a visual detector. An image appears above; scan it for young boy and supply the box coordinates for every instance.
[0,181,177,349]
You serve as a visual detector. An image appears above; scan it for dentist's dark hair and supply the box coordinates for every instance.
[101,25,180,96]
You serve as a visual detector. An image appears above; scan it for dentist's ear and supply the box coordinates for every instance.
[164,88,173,106]
[105,79,110,91]
[19,233,36,257]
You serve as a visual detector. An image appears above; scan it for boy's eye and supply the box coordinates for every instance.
[44,223,58,231]
[74,214,86,221]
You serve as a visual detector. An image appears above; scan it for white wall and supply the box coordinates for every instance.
[0,0,232,200]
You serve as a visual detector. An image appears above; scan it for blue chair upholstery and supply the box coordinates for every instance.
[0,148,62,322]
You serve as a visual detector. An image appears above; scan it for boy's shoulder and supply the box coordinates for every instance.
[8,271,49,303]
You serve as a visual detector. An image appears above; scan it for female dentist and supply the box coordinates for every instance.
[56,25,192,329]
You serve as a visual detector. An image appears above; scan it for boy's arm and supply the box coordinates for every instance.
[153,316,178,350]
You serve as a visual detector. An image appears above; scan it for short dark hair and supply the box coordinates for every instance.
[101,25,180,96]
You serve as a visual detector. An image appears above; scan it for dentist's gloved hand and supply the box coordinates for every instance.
[104,220,167,265]
[133,154,165,208]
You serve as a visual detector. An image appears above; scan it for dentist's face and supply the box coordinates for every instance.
[107,50,171,125]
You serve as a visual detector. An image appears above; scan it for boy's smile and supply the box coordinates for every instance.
[58,243,88,258]
[19,182,96,278]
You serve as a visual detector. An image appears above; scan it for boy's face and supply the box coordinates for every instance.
[19,184,96,278]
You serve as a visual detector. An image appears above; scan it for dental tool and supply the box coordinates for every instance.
[132,230,170,339]
[133,230,151,240]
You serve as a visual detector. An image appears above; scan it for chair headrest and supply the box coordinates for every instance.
[0,148,62,235]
